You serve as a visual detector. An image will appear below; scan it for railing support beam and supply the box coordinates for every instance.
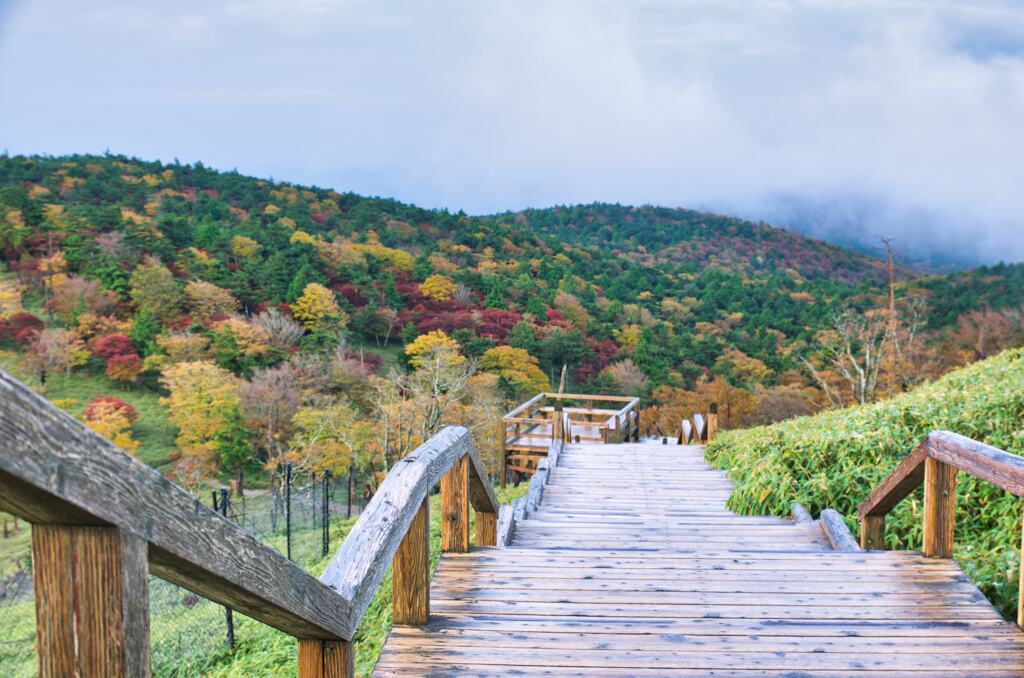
[475,511,497,546]
[392,498,429,625]
[923,458,957,558]
[441,455,470,553]
[33,525,150,678]
[297,639,352,678]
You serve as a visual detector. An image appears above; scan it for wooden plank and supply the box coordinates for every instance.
[857,438,928,518]
[0,369,350,641]
[524,460,549,513]
[297,639,352,678]
[543,393,635,403]
[319,426,472,636]
[790,502,813,524]
[441,454,470,553]
[32,525,149,678]
[923,457,957,558]
[495,504,513,547]
[465,443,498,515]
[502,392,545,419]
[392,498,429,625]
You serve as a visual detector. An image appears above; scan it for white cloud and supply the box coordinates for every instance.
[0,0,1022,262]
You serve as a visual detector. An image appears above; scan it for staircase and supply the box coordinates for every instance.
[374,439,1024,676]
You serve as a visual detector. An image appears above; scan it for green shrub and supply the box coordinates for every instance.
[705,347,1024,618]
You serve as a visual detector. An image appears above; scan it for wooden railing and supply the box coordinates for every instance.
[314,425,498,673]
[0,369,498,677]
[500,392,640,485]
[677,403,719,444]
[856,430,1024,624]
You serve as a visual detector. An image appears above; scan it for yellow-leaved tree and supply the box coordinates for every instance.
[290,282,345,331]
[282,400,374,476]
[230,235,260,258]
[160,360,239,487]
[0,278,24,318]
[405,330,464,368]
[480,345,549,398]
[419,274,457,302]
[83,401,140,456]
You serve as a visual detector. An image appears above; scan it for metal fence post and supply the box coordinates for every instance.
[285,462,293,561]
[219,487,235,649]
[322,470,331,557]
[347,465,354,519]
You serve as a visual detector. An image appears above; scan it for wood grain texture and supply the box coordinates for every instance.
[927,430,1024,496]
[861,514,886,550]
[0,369,350,641]
[465,444,498,515]
[441,455,470,553]
[820,509,861,552]
[706,412,719,442]
[495,504,513,547]
[32,525,149,678]
[320,426,472,632]
[475,510,497,547]
[298,639,352,678]
[923,458,957,558]
[392,499,429,625]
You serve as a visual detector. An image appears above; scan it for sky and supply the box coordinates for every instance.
[1,1,1023,265]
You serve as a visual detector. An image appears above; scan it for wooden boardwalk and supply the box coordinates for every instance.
[375,441,1024,676]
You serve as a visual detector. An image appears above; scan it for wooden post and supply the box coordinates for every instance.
[552,401,564,442]
[922,458,957,558]
[499,420,507,489]
[297,639,353,678]
[32,525,150,678]
[475,510,497,546]
[860,515,885,550]
[441,455,470,552]
[392,498,429,625]
[1018,513,1024,629]
[706,403,718,442]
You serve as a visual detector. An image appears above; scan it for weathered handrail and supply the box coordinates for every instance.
[314,425,498,674]
[856,430,1024,624]
[597,397,641,443]
[0,369,351,677]
[501,392,642,485]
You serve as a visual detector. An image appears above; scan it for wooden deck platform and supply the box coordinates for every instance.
[374,441,1024,676]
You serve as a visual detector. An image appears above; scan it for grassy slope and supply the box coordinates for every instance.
[0,353,176,468]
[705,347,1024,618]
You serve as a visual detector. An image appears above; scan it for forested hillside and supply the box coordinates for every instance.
[0,153,1022,489]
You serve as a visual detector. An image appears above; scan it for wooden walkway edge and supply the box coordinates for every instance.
[373,440,1024,676]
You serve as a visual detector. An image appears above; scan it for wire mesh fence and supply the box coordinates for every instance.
[0,465,369,677]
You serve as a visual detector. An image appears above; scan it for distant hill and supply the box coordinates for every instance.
[491,203,894,285]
